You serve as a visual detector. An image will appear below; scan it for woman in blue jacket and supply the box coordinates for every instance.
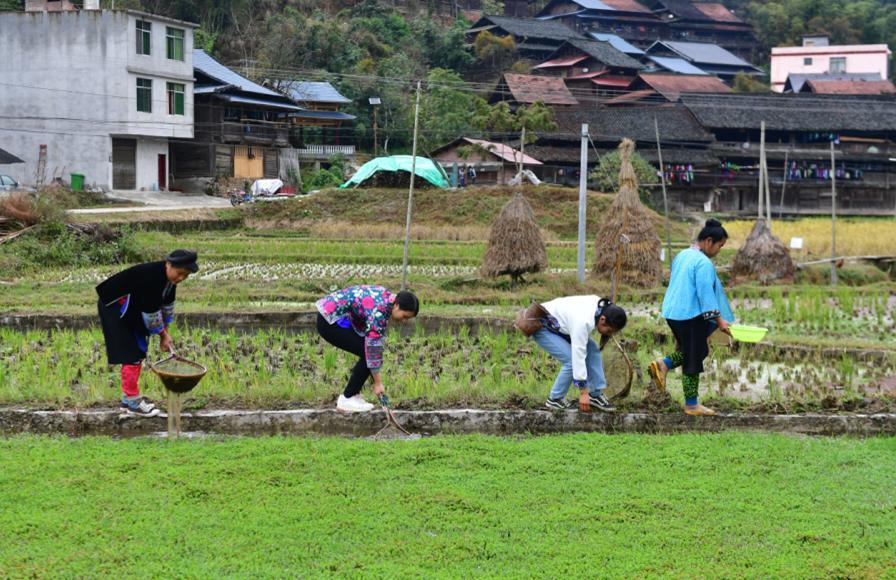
[648,219,734,416]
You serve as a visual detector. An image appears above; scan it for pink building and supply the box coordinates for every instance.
[770,36,891,92]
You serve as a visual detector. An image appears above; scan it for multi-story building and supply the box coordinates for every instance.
[0,3,196,191]
[771,36,891,93]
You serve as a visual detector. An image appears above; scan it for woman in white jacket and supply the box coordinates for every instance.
[532,296,627,412]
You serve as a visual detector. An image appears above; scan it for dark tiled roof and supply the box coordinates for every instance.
[564,38,645,69]
[652,0,709,20]
[692,3,744,23]
[193,50,282,98]
[648,40,756,68]
[553,106,714,142]
[784,73,881,93]
[0,147,24,165]
[469,16,582,41]
[680,93,896,131]
[525,143,718,165]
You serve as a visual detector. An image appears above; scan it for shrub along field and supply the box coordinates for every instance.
[1,433,894,577]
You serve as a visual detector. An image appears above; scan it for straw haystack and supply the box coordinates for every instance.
[481,192,548,284]
[593,139,661,288]
[731,219,795,284]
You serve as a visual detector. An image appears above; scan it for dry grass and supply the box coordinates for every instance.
[725,218,896,257]
[731,219,795,284]
[481,192,548,281]
[593,139,662,288]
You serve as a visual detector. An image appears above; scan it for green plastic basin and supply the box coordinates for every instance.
[730,325,768,343]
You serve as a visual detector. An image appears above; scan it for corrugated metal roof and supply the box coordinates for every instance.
[562,0,617,11]
[784,73,881,93]
[282,81,351,104]
[587,32,645,55]
[533,55,589,69]
[805,79,896,95]
[291,110,357,120]
[218,94,305,111]
[0,147,24,165]
[600,0,652,13]
[637,73,731,101]
[193,50,282,98]
[692,3,743,23]
[503,73,579,105]
[463,138,543,165]
[647,56,709,75]
[650,40,755,68]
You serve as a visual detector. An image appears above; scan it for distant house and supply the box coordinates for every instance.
[528,105,717,185]
[536,0,663,48]
[276,81,357,162]
[783,73,883,93]
[489,73,579,108]
[646,40,762,83]
[799,78,896,95]
[0,7,196,191]
[680,93,896,214]
[640,0,758,60]
[586,32,645,56]
[771,36,892,93]
[609,73,730,104]
[170,50,303,186]
[430,137,543,185]
[466,16,584,61]
[534,38,644,97]
[644,55,708,75]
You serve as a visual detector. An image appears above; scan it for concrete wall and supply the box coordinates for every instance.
[770,44,891,91]
[134,137,169,191]
[0,10,194,190]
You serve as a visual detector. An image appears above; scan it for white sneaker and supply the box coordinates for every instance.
[351,394,375,408]
[337,394,374,413]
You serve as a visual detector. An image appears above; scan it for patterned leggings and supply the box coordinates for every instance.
[664,351,700,402]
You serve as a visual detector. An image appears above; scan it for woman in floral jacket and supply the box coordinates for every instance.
[316,285,419,412]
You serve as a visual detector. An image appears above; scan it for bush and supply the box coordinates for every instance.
[0,221,151,271]
[589,150,658,205]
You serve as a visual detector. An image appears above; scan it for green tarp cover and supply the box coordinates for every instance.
[340,155,449,189]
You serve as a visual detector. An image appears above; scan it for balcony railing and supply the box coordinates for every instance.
[294,144,356,160]
[219,121,290,146]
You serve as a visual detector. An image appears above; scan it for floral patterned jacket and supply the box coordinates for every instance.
[316,285,395,372]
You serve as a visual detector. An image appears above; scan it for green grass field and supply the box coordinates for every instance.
[1,433,894,577]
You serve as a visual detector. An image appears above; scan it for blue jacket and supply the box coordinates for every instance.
[662,247,734,323]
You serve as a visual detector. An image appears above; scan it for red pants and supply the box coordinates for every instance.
[121,363,143,398]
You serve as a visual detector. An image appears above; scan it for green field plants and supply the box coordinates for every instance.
[2,326,893,411]
[1,433,894,577]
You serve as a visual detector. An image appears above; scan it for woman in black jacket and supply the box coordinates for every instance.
[95,250,198,416]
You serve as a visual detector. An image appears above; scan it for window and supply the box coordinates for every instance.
[136,20,151,55]
[803,57,813,66]
[830,56,846,73]
[167,82,185,115]
[136,78,152,113]
[166,27,184,61]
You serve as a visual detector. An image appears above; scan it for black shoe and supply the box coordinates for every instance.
[589,392,616,413]
[545,398,571,410]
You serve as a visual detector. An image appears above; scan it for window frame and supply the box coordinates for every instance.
[136,19,152,56]
[166,27,185,61]
[830,56,847,74]
[803,57,813,66]
[167,82,185,115]
[136,78,153,113]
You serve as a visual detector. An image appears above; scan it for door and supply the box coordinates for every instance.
[111,138,136,190]
[158,154,167,190]
[233,146,264,178]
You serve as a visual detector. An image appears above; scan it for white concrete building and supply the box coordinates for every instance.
[0,7,195,191]
[770,35,891,93]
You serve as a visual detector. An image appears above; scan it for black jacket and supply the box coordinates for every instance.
[96,261,176,333]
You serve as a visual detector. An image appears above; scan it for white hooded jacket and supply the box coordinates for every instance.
[540,295,603,383]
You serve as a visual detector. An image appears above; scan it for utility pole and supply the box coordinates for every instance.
[758,121,766,219]
[654,116,671,266]
[519,126,526,177]
[779,151,789,219]
[401,82,422,291]
[577,123,588,284]
[830,140,838,286]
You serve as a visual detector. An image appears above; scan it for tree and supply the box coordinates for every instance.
[473,31,517,74]
[418,68,477,153]
[589,149,657,204]
[732,71,770,93]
